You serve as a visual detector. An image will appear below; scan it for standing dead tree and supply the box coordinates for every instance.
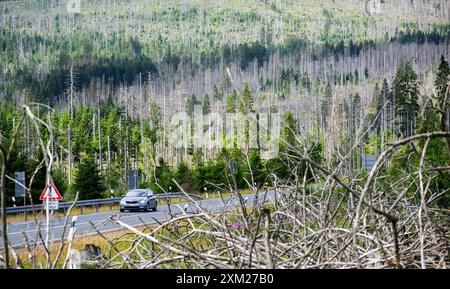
[0,113,25,268]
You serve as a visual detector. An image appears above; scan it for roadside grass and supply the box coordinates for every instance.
[14,227,138,268]
[3,189,254,224]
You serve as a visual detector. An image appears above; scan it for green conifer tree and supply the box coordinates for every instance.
[393,61,420,137]
[74,158,105,200]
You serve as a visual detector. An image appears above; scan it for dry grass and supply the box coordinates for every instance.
[14,225,155,268]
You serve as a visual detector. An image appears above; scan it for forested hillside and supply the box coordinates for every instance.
[1,0,449,102]
[0,0,449,204]
[0,0,450,270]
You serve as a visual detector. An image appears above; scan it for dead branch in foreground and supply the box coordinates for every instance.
[78,132,448,269]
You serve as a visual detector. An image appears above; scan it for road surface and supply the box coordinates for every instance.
[2,191,275,248]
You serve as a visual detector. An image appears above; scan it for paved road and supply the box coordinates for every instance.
[2,191,275,248]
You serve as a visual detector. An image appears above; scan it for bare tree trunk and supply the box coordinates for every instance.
[68,67,74,185]
[68,127,72,185]
[0,114,25,268]
[0,152,9,269]
[98,105,103,175]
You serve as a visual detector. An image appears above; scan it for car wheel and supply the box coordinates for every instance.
[153,205,157,212]
[144,203,150,212]
[120,208,124,213]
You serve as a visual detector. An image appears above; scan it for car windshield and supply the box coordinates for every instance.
[126,191,147,197]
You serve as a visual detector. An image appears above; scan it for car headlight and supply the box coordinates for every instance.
[120,200,126,205]
[139,200,146,204]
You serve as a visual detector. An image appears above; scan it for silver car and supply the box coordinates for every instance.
[119,189,158,212]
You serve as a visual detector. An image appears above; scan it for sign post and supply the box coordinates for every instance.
[14,172,25,197]
[44,200,60,210]
[15,172,26,206]
[128,170,138,190]
[362,155,378,170]
[39,179,63,202]
[40,179,63,245]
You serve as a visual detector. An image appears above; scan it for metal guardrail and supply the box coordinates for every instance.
[6,192,203,218]
[158,192,203,201]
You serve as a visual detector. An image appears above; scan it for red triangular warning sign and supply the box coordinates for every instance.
[39,179,62,201]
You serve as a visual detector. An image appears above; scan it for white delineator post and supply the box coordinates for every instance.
[64,216,78,269]
[68,216,78,240]
[67,216,78,255]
